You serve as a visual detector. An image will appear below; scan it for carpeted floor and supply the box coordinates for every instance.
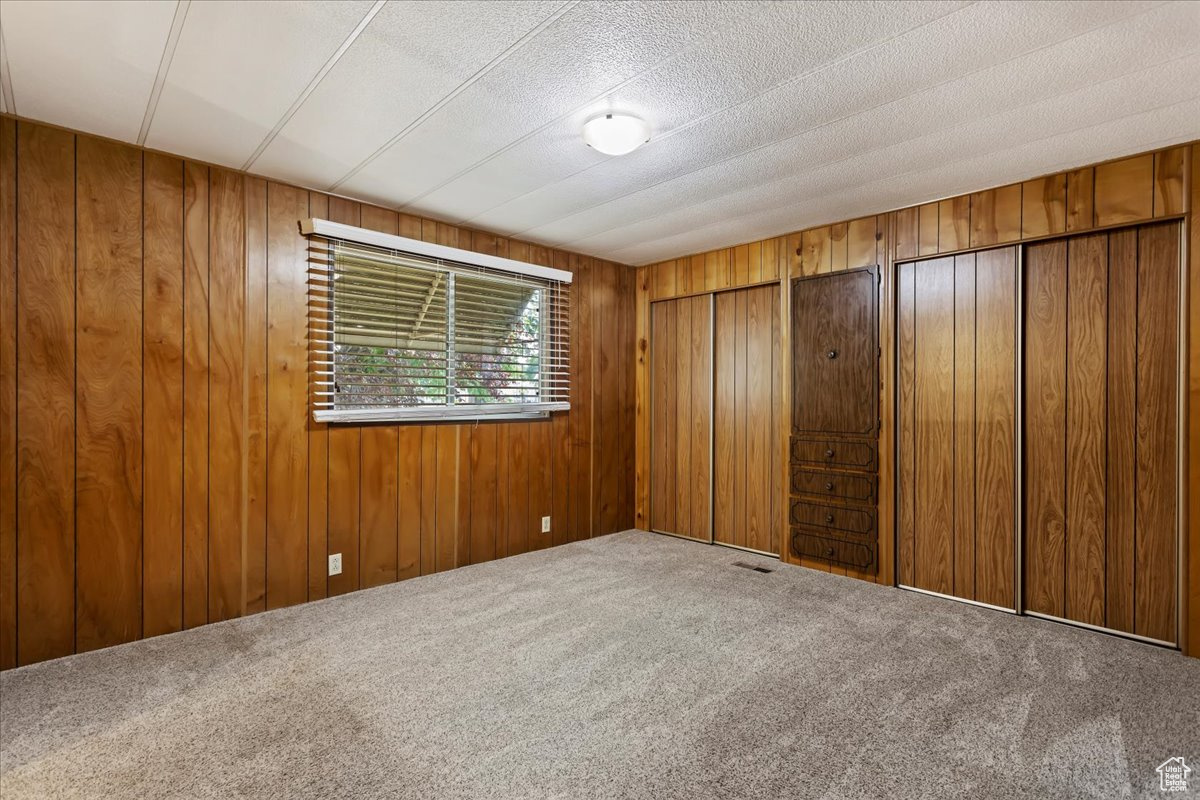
[1,531,1197,799]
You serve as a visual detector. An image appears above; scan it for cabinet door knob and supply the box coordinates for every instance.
[824,482,835,491]
[827,349,838,359]
[826,547,836,557]
[824,448,835,459]
[825,514,834,523]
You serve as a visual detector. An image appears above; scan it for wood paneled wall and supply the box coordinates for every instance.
[634,140,1198,654]
[0,117,635,669]
[649,295,710,541]
[1025,223,1180,643]
[897,248,1017,609]
[714,284,782,555]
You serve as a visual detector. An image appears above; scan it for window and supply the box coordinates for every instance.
[306,221,570,423]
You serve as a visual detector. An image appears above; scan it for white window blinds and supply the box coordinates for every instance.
[305,220,570,423]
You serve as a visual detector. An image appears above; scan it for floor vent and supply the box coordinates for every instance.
[733,561,774,574]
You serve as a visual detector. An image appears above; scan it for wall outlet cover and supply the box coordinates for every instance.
[328,553,342,576]
[541,516,551,533]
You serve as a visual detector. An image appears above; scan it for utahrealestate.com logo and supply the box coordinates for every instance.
[1157,757,1191,792]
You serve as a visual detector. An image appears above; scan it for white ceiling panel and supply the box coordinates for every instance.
[0,0,176,141]
[3,0,1198,265]
[336,0,756,208]
[145,0,375,168]
[251,0,564,189]
[415,0,968,225]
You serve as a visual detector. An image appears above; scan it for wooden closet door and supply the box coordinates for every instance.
[897,248,1017,607]
[1024,221,1179,642]
[714,285,782,555]
[649,295,711,541]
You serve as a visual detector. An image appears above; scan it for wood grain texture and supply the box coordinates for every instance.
[830,222,848,272]
[689,295,711,542]
[1066,168,1094,233]
[182,161,210,630]
[74,137,143,652]
[800,228,831,276]
[970,184,1021,248]
[207,168,245,622]
[952,255,976,600]
[973,248,1016,609]
[1024,239,1068,617]
[918,203,938,256]
[897,262,916,587]
[913,258,954,594]
[1106,228,1137,634]
[0,118,14,667]
[142,152,185,638]
[306,192,329,602]
[714,292,736,546]
[244,177,268,615]
[894,206,918,261]
[846,216,878,269]
[1134,222,1178,643]
[650,301,676,533]
[1152,146,1186,217]
[1021,174,1067,239]
[1095,154,1153,227]
[938,196,970,253]
[15,123,76,665]
[634,267,650,529]
[1065,234,1107,627]
[1189,143,1199,657]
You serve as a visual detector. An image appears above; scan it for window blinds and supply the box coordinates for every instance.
[305,220,570,423]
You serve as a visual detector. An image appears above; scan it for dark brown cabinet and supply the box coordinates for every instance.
[789,267,880,572]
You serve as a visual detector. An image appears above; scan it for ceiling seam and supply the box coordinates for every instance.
[241,0,388,173]
[455,0,980,230]
[327,0,579,193]
[505,0,1176,242]
[393,2,763,214]
[609,95,1200,265]
[137,0,191,146]
[0,20,14,115]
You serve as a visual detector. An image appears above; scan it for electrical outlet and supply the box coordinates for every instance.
[541,516,551,533]
[328,553,342,576]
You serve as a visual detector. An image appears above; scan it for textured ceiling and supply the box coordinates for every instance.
[1,0,1197,265]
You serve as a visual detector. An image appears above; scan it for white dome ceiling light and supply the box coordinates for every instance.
[582,113,650,156]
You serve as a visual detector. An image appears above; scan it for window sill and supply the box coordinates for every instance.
[313,402,569,424]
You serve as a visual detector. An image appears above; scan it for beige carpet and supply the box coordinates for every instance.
[1,530,1197,799]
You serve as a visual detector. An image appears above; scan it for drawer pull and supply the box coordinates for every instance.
[825,482,834,491]
[826,547,835,557]
[825,513,834,523]
[827,349,838,360]
[824,448,835,459]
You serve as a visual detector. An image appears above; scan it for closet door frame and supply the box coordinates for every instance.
[890,248,1024,615]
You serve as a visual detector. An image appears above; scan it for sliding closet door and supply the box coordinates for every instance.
[649,295,712,541]
[713,285,782,555]
[897,247,1017,608]
[1025,221,1179,643]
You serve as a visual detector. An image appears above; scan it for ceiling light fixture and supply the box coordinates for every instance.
[582,113,650,156]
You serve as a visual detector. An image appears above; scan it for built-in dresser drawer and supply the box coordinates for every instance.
[790,467,877,503]
[789,499,876,535]
[790,437,877,471]
[790,528,876,571]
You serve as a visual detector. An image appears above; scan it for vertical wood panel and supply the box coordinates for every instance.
[760,237,781,282]
[913,258,954,594]
[894,207,918,261]
[1066,168,1095,232]
[1188,144,1199,657]
[1152,146,1186,217]
[938,196,970,253]
[0,118,15,667]
[75,137,143,652]
[1025,239,1067,617]
[181,162,209,629]
[829,222,848,272]
[1106,228,1137,633]
[897,262,916,586]
[800,228,831,276]
[529,421,553,550]
[732,245,750,287]
[1021,174,1067,239]
[650,302,675,533]
[396,426,421,578]
[506,423,530,555]
[244,178,268,615]
[16,123,76,664]
[265,182,309,607]
[569,255,593,541]
[674,298,693,536]
[142,153,185,638]
[689,296,711,541]
[846,216,877,268]
[1095,154,1153,227]
[970,184,1021,248]
[469,423,498,563]
[734,290,748,549]
[745,287,772,553]
[1065,234,1107,627]
[952,254,975,600]
[714,292,735,546]
[917,203,938,256]
[207,169,245,622]
[1134,222,1178,642]
[974,248,1016,609]
[634,267,649,530]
